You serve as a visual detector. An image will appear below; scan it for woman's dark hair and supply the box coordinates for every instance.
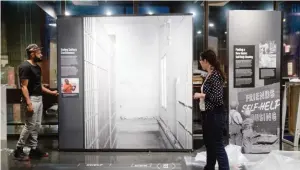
[199,49,226,81]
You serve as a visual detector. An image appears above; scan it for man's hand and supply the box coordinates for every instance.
[51,90,59,96]
[27,103,34,114]
[42,85,59,96]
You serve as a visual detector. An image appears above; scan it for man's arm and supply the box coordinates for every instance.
[19,65,32,105]
[21,79,31,105]
[42,85,58,96]
[42,85,52,94]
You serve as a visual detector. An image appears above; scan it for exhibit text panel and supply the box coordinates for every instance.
[228,10,282,154]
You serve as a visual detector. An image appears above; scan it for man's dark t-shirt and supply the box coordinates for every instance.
[19,61,42,96]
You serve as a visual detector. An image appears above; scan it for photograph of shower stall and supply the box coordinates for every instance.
[83,15,193,149]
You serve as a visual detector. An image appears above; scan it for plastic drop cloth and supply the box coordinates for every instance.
[189,144,300,170]
[244,150,300,170]
[194,144,248,169]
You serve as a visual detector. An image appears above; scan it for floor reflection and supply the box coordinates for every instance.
[2,139,300,170]
[1,139,195,170]
[116,119,168,149]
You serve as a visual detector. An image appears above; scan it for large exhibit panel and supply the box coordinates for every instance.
[158,15,193,149]
[57,17,85,149]
[99,15,193,149]
[58,15,193,150]
[228,10,282,154]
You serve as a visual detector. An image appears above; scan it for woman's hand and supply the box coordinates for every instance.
[194,93,206,99]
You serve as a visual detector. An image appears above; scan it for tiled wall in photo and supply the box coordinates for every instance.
[83,17,116,149]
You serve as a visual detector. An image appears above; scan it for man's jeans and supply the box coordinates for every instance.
[17,96,43,148]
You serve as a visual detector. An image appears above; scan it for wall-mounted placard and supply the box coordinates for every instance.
[259,41,277,79]
[234,45,255,88]
[61,78,79,98]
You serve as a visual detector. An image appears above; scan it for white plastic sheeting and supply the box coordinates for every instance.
[189,145,300,170]
[244,151,300,170]
[194,145,248,169]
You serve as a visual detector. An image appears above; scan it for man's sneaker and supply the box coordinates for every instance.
[13,147,29,161]
[29,148,49,159]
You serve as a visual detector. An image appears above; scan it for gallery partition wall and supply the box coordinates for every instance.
[227,10,282,154]
[57,14,193,151]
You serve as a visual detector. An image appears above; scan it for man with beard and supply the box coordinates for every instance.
[14,44,58,161]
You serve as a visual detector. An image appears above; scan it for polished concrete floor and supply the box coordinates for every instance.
[116,119,167,149]
[1,138,300,170]
[1,139,192,170]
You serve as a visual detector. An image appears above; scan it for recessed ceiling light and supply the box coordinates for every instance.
[65,11,70,16]
[106,11,112,16]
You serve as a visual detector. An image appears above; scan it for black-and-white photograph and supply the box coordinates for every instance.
[229,83,280,154]
[82,16,193,150]
[259,41,277,68]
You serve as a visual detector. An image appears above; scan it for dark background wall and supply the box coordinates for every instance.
[1,1,48,84]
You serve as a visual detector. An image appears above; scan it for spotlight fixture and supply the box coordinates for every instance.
[65,11,70,16]
[197,31,202,34]
[209,23,214,27]
[189,10,196,17]
[148,11,153,15]
[106,11,112,16]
